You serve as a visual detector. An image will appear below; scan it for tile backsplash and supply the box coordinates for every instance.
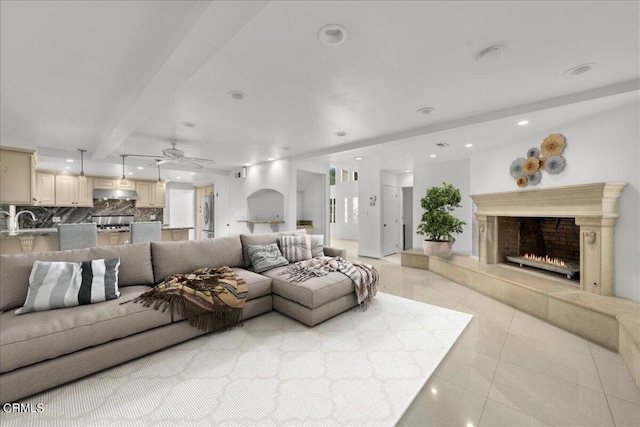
[1,200,163,229]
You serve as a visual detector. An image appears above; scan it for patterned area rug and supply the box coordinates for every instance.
[1,293,472,426]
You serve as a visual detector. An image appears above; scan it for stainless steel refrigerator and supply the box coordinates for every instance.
[201,194,215,239]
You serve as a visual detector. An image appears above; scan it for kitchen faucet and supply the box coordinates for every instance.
[11,210,37,234]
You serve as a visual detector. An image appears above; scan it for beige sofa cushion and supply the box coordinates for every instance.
[0,243,154,312]
[0,286,171,373]
[151,235,244,283]
[261,266,355,309]
[240,233,280,268]
[231,268,272,301]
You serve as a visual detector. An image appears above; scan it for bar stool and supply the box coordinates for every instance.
[130,221,162,244]
[58,223,98,250]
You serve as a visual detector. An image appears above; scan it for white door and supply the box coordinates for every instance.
[382,185,399,255]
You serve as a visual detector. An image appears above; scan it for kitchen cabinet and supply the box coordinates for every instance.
[93,178,135,191]
[34,172,56,206]
[55,175,93,207]
[0,148,36,205]
[93,178,117,190]
[136,181,166,208]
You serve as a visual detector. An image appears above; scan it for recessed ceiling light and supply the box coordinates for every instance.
[465,143,473,148]
[564,63,595,77]
[137,166,144,170]
[430,154,437,158]
[244,163,252,166]
[405,170,412,173]
[267,158,275,161]
[416,107,435,115]
[476,46,504,63]
[66,159,74,163]
[354,156,363,160]
[181,121,196,128]
[227,91,247,101]
[318,24,348,46]
[190,172,195,175]
[518,120,529,126]
[127,172,133,175]
[176,176,181,180]
[64,166,71,170]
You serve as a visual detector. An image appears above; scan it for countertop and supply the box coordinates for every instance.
[0,226,194,238]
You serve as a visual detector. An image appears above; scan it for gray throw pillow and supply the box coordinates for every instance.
[247,243,289,273]
[15,258,121,314]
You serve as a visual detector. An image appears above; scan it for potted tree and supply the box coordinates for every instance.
[416,182,466,257]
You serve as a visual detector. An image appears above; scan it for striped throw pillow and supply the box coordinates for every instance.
[247,243,289,273]
[279,235,313,262]
[15,258,121,315]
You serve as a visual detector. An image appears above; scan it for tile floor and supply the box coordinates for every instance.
[331,238,640,427]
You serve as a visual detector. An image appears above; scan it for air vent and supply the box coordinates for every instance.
[436,142,449,148]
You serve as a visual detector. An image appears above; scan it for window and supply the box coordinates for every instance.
[352,197,359,224]
[344,197,349,223]
[352,171,358,181]
[329,167,336,186]
[329,198,336,223]
[341,169,349,182]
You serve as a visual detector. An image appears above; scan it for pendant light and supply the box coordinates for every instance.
[120,155,128,185]
[77,149,87,183]
[156,163,163,188]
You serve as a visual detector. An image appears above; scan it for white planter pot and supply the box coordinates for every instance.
[422,240,453,257]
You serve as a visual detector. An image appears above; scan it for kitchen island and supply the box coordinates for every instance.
[0,226,193,254]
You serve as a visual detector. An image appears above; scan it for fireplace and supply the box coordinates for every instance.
[471,182,627,296]
[498,217,580,280]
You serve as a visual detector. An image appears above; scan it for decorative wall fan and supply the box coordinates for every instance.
[125,142,215,169]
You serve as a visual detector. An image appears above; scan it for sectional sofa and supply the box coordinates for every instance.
[0,233,358,404]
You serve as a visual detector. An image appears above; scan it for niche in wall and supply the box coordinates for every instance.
[246,188,284,221]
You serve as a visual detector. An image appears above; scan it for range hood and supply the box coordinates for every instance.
[93,189,138,200]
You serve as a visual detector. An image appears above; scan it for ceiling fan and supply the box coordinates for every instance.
[125,142,215,169]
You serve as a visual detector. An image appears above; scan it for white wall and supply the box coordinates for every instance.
[165,182,196,240]
[290,159,330,240]
[358,162,382,258]
[412,158,472,254]
[229,159,292,235]
[470,101,640,301]
[297,170,326,237]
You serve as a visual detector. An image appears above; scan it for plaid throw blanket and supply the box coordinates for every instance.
[124,266,247,332]
[280,257,378,308]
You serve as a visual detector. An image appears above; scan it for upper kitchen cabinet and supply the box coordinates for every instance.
[93,178,135,190]
[136,181,166,208]
[34,172,56,205]
[55,175,94,207]
[0,148,36,205]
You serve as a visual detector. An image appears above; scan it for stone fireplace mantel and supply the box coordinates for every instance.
[471,182,627,296]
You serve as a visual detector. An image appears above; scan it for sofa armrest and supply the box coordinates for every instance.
[323,246,347,258]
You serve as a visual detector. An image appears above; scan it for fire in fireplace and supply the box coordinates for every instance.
[498,216,581,280]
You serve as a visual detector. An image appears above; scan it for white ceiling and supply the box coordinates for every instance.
[1,1,638,183]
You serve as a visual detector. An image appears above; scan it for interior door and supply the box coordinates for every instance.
[382,185,399,256]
